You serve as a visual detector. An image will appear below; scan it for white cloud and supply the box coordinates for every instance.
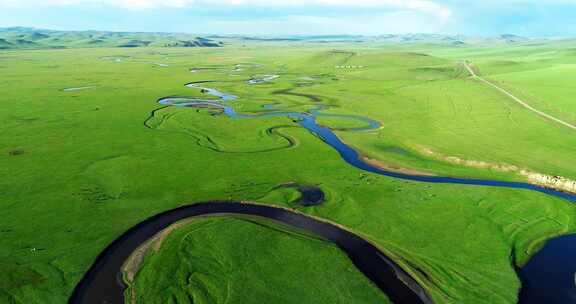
[0,0,453,33]
[0,0,452,23]
[203,11,448,35]
[0,0,196,9]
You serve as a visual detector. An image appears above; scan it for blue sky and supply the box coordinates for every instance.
[0,0,575,36]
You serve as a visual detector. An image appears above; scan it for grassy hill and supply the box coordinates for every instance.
[0,27,543,50]
[0,27,223,50]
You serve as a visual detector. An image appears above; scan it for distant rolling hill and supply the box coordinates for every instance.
[0,27,224,50]
[0,27,541,50]
[209,33,538,45]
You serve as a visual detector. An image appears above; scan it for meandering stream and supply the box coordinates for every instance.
[69,202,433,304]
[159,78,576,303]
[160,81,576,202]
[72,70,576,303]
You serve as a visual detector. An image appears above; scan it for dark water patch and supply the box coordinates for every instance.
[279,183,326,206]
[69,202,433,304]
[295,186,324,206]
[518,234,576,304]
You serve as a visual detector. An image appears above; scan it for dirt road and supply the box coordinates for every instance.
[463,61,576,131]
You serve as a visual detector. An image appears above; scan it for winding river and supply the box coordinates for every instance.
[72,71,576,303]
[159,78,576,303]
[69,202,433,304]
[160,81,576,202]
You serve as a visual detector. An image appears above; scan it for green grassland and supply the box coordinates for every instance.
[426,40,576,125]
[146,107,298,153]
[302,46,576,182]
[1,41,575,304]
[129,216,388,304]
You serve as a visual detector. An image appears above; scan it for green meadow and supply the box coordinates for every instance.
[128,216,388,304]
[1,41,575,303]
